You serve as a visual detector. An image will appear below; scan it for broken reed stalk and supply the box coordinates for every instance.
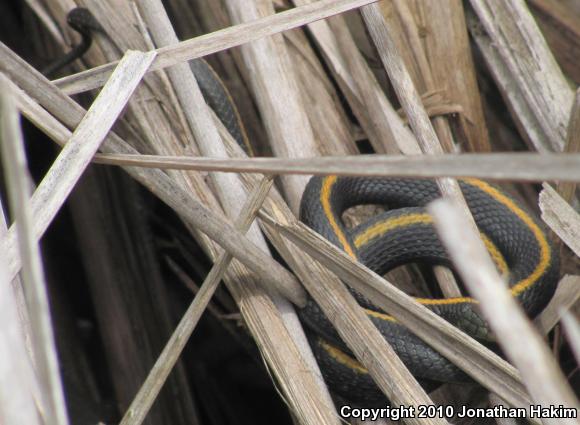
[53,0,380,95]
[0,81,67,425]
[540,184,580,257]
[282,29,358,156]
[293,0,419,155]
[428,199,579,424]
[0,203,34,360]
[0,97,34,369]
[119,175,274,425]
[388,0,454,153]
[358,5,440,156]
[327,14,414,155]
[0,49,155,422]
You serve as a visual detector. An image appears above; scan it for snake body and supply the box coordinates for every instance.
[299,176,559,403]
[189,59,252,154]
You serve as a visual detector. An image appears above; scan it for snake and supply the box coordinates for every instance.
[53,7,560,406]
[299,176,559,404]
[42,7,103,77]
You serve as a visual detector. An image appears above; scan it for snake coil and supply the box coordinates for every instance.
[299,176,559,404]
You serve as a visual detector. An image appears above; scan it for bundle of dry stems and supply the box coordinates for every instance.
[0,0,579,424]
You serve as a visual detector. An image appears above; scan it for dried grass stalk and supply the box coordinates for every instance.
[429,199,579,423]
[0,257,42,425]
[89,152,580,182]
[540,184,580,257]
[283,29,357,156]
[0,81,62,425]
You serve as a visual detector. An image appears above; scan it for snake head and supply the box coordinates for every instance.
[66,7,102,34]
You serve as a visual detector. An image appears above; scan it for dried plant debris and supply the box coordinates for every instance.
[0,1,578,425]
